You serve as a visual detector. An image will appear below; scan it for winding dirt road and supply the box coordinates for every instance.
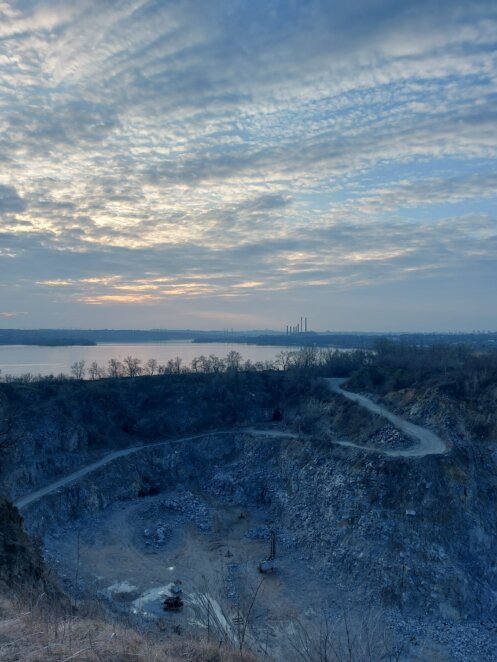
[15,381,448,510]
[326,377,448,458]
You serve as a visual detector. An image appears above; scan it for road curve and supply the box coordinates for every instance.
[14,428,290,511]
[15,382,447,510]
[326,378,448,458]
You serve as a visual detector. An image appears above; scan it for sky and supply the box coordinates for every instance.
[0,0,496,332]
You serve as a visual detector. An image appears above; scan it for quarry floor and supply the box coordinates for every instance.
[43,482,497,662]
[44,488,332,660]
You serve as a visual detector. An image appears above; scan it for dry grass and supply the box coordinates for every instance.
[0,594,260,662]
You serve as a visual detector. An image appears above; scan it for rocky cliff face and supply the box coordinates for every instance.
[4,373,497,630]
[0,498,53,595]
[0,373,320,500]
[19,420,497,622]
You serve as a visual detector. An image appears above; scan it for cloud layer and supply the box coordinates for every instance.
[0,0,496,330]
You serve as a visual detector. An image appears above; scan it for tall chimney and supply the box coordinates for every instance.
[305,317,308,333]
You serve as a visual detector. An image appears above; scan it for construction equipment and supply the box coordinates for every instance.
[171,579,183,595]
[163,580,183,611]
[163,595,183,611]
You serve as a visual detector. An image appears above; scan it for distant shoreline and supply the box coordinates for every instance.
[0,339,97,347]
[0,329,496,349]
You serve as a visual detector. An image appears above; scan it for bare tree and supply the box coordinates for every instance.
[88,361,100,380]
[164,357,182,374]
[189,570,266,656]
[275,350,297,371]
[294,346,319,371]
[145,358,158,375]
[226,351,242,372]
[209,355,225,373]
[107,358,123,378]
[196,355,210,372]
[123,356,142,378]
[70,360,86,380]
[288,607,402,662]
[237,577,265,653]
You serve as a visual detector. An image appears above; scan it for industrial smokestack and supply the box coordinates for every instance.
[305,317,308,333]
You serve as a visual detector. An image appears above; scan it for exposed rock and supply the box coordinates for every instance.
[0,498,58,599]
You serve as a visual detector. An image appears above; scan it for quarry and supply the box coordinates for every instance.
[2,355,497,661]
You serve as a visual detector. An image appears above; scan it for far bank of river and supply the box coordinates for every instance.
[0,341,297,378]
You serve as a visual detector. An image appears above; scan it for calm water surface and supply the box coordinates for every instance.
[0,342,293,377]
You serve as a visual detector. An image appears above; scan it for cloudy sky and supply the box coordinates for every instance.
[0,0,496,331]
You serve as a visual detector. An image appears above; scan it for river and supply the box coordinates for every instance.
[0,341,293,378]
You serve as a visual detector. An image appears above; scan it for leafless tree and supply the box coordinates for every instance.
[275,350,297,371]
[145,358,158,375]
[88,361,100,380]
[163,357,182,374]
[70,360,86,380]
[210,355,225,373]
[188,561,266,657]
[107,358,123,378]
[123,356,142,378]
[196,355,210,372]
[288,607,403,662]
[236,576,265,653]
[226,351,242,372]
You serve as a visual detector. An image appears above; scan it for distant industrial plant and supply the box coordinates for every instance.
[286,316,309,335]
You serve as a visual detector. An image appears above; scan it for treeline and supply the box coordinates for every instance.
[0,355,330,455]
[2,342,496,445]
[0,329,96,346]
[348,339,497,396]
[193,331,497,350]
[0,350,273,383]
[0,328,200,345]
[0,328,276,346]
[0,347,365,384]
[3,341,496,398]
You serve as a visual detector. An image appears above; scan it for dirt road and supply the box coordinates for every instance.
[14,428,294,510]
[15,380,448,511]
[326,377,448,457]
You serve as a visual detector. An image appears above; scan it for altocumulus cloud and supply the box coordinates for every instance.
[0,0,496,330]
